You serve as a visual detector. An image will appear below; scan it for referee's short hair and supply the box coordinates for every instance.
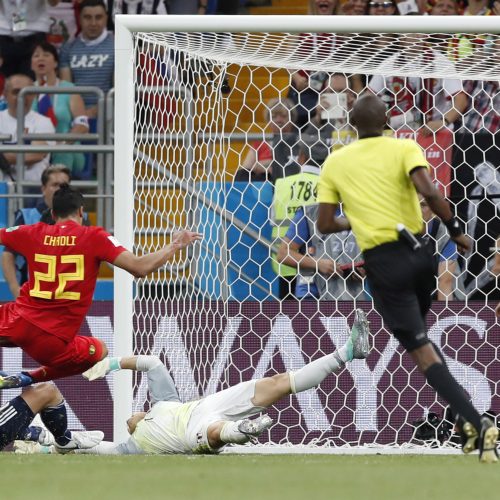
[52,184,84,218]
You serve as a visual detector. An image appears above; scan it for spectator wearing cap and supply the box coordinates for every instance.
[270,136,328,299]
[275,137,366,300]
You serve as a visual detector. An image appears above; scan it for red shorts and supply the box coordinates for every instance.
[0,302,104,372]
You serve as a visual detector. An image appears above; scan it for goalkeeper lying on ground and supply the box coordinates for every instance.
[15,309,371,455]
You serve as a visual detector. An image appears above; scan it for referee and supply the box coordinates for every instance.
[317,93,498,463]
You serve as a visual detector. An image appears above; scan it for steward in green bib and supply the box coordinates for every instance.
[271,137,328,299]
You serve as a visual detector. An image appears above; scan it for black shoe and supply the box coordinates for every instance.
[456,415,479,454]
[478,417,499,464]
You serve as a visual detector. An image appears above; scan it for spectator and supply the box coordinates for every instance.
[368,0,397,15]
[368,34,468,134]
[429,1,496,63]
[271,136,326,299]
[46,0,78,47]
[277,203,366,300]
[366,0,403,54]
[430,0,460,14]
[464,0,494,14]
[103,0,168,31]
[1,164,71,298]
[309,0,338,13]
[306,73,358,140]
[428,0,470,62]
[450,43,499,240]
[31,41,89,177]
[460,79,499,134]
[420,197,462,301]
[167,0,200,14]
[287,0,339,128]
[0,74,55,182]
[235,98,298,182]
[59,0,114,119]
[341,0,370,14]
[0,0,60,78]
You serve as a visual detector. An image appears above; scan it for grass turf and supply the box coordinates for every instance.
[1,453,499,500]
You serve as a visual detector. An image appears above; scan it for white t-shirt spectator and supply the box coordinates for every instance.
[369,49,462,128]
[0,0,52,36]
[0,109,55,181]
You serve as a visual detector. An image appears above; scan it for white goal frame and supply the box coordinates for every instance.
[114,14,500,443]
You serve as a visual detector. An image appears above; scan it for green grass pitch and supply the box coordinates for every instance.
[1,453,500,500]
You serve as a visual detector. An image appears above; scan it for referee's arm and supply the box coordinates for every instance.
[317,204,351,234]
[411,167,472,253]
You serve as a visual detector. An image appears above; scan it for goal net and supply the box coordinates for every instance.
[114,16,500,450]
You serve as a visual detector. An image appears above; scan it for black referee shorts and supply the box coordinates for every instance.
[363,238,437,352]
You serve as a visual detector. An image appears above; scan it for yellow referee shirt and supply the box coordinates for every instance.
[317,136,428,252]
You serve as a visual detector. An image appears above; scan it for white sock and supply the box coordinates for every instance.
[336,344,351,364]
[219,421,249,444]
[289,352,344,394]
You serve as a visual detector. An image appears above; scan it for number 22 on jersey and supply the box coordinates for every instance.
[30,254,84,300]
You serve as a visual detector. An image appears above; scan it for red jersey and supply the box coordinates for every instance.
[0,221,127,341]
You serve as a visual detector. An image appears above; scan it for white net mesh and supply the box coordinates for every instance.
[129,29,500,449]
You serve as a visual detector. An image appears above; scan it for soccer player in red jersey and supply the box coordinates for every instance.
[0,184,201,389]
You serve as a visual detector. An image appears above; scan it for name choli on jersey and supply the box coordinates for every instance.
[43,235,77,246]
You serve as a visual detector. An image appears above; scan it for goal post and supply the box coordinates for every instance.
[114,15,500,448]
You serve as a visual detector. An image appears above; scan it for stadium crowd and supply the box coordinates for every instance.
[0,0,498,302]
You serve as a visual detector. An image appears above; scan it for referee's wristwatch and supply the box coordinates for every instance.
[443,216,462,238]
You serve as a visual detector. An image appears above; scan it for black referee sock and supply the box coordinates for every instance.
[425,362,482,432]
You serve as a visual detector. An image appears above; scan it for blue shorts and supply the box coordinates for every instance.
[0,396,34,450]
